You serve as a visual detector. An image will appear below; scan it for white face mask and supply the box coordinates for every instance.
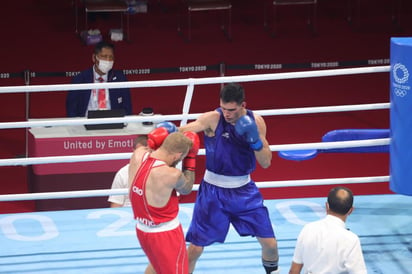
[96,58,114,74]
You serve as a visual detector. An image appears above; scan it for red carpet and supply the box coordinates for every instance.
[1,0,411,213]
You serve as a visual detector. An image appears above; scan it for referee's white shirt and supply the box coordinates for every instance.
[292,215,367,274]
[108,164,131,207]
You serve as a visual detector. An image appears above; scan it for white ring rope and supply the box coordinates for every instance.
[0,138,390,167]
[0,102,390,130]
[0,176,390,201]
[0,66,389,94]
[0,66,391,202]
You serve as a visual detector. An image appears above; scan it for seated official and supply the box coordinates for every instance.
[66,41,132,117]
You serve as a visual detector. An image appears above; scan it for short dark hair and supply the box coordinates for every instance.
[220,83,245,105]
[327,186,354,215]
[133,135,148,149]
[94,41,115,55]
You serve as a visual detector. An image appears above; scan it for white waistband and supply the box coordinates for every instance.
[204,170,251,188]
[136,216,180,233]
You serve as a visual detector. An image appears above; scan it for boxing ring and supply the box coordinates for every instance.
[1,45,412,273]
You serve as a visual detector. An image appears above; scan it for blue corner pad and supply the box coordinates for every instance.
[321,129,390,153]
[278,149,318,161]
[277,128,389,161]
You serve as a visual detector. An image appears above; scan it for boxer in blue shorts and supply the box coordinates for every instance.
[179,83,280,274]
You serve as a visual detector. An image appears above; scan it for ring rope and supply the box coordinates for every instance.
[0,66,391,202]
[0,176,390,202]
[0,66,389,94]
[0,138,390,167]
[0,103,390,130]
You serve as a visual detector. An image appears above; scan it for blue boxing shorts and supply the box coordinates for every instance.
[185,180,275,246]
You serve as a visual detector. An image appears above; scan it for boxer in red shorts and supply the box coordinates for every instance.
[129,126,199,274]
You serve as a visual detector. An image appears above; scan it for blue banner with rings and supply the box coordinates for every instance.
[389,37,412,196]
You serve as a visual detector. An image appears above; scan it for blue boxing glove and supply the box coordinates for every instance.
[156,121,178,133]
[235,115,263,151]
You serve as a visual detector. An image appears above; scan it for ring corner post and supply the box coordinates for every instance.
[389,37,412,196]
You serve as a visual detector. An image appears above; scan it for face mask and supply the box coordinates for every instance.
[96,58,114,74]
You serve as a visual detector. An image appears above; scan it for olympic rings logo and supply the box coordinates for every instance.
[394,88,407,97]
[393,63,409,84]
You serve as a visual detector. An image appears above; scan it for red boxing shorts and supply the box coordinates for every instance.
[136,224,188,274]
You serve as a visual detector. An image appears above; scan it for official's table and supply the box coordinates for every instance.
[28,119,156,211]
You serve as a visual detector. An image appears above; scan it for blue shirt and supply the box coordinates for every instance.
[204,108,256,176]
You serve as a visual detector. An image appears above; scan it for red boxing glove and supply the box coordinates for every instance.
[147,127,169,150]
[183,131,200,171]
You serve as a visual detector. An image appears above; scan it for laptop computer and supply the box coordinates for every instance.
[85,109,126,130]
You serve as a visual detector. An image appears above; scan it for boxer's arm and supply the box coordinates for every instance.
[179,110,218,133]
[159,167,195,196]
[289,262,303,274]
[175,170,195,195]
[145,166,192,207]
